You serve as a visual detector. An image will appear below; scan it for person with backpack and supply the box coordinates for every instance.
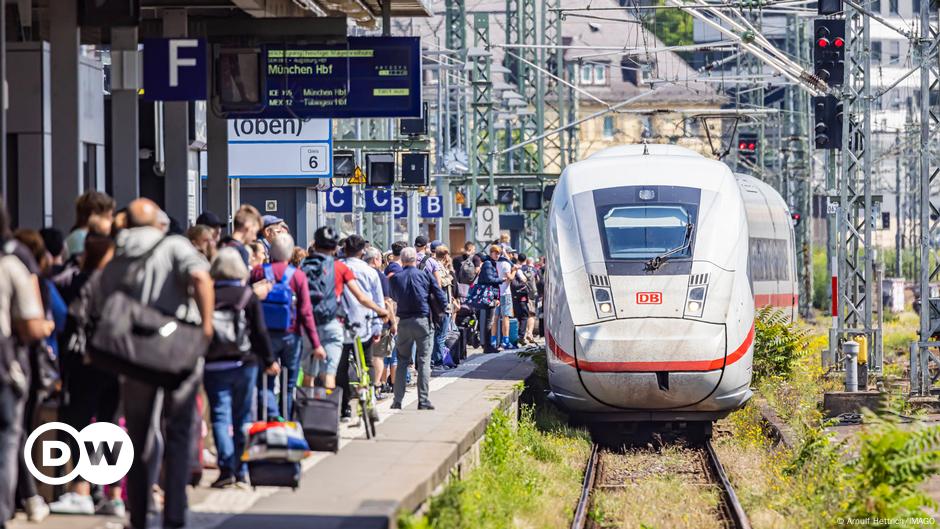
[250,233,325,419]
[414,236,442,286]
[301,227,389,392]
[91,199,213,529]
[204,248,280,489]
[518,255,541,345]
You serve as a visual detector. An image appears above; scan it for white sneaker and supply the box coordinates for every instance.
[24,495,50,522]
[96,498,126,518]
[49,492,95,515]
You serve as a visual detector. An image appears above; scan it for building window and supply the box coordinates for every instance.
[603,116,615,138]
[594,64,607,85]
[872,41,882,64]
[889,0,898,14]
[913,0,921,14]
[889,40,900,62]
[621,56,639,84]
[872,0,881,12]
[580,64,593,85]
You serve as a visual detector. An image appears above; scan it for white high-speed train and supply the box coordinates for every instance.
[545,144,797,423]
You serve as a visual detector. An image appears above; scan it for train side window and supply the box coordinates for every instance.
[749,238,790,281]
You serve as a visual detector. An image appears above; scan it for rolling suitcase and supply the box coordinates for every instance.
[245,374,305,489]
[444,330,463,365]
[293,386,342,452]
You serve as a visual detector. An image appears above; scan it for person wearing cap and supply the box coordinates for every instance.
[414,235,442,286]
[196,210,224,246]
[260,215,287,258]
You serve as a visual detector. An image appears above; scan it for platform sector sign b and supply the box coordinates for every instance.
[420,196,443,218]
[475,206,500,242]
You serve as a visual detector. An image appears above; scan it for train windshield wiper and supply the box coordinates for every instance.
[645,223,694,272]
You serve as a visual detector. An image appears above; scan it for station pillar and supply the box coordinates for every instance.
[49,0,82,229]
[162,9,196,227]
[206,109,230,228]
[110,26,140,206]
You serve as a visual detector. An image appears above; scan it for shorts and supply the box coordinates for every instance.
[384,352,398,367]
[527,298,537,314]
[499,293,513,317]
[514,300,530,320]
[305,319,343,377]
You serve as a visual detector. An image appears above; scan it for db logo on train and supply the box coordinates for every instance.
[23,422,134,485]
[636,292,663,304]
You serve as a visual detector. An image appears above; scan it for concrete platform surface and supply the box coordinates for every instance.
[10,350,533,529]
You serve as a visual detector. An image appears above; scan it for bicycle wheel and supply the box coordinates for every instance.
[359,396,374,439]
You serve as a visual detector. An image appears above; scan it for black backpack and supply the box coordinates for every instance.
[208,286,253,363]
[302,254,338,325]
[457,257,477,285]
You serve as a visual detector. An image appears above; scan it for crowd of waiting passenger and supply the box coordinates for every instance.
[0,191,544,528]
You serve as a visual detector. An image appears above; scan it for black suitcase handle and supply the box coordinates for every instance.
[260,368,290,422]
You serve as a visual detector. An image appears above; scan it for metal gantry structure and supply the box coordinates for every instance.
[910,0,940,395]
[330,1,940,396]
[831,0,881,372]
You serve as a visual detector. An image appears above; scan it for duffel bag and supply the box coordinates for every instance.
[89,237,208,387]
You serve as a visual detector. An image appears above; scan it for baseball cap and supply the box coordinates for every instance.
[262,215,284,228]
[196,211,223,228]
[414,235,429,247]
[430,240,444,252]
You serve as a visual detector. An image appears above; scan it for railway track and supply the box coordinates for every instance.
[570,439,751,529]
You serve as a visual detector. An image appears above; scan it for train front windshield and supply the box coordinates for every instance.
[600,205,692,260]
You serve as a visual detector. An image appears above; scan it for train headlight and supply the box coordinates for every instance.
[685,285,707,318]
[593,287,616,318]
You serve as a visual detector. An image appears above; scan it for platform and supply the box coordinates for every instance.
[11,350,533,529]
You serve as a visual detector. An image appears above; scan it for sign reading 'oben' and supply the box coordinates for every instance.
[24,422,134,486]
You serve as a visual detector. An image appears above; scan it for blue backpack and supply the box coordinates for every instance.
[261,264,296,331]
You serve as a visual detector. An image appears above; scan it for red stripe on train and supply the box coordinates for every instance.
[545,324,754,373]
[754,293,797,308]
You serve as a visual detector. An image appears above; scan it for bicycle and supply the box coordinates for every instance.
[345,322,378,439]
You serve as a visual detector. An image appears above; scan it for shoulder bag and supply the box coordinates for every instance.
[90,237,209,387]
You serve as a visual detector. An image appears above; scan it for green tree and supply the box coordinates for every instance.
[644,1,694,48]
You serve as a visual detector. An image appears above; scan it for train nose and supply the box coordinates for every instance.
[571,319,730,409]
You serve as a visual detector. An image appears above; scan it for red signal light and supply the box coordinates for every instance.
[817,38,830,48]
[833,37,844,48]
[739,141,747,149]
[748,142,756,150]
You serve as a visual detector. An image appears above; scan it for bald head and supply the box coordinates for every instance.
[127,199,161,228]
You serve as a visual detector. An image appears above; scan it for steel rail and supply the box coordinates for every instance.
[704,439,752,529]
[570,443,599,529]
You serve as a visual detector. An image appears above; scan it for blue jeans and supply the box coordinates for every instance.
[204,363,259,480]
[432,314,452,365]
[259,332,301,419]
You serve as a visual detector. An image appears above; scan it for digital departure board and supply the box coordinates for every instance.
[260,37,421,119]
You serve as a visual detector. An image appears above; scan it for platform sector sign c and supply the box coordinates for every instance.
[227,118,332,179]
